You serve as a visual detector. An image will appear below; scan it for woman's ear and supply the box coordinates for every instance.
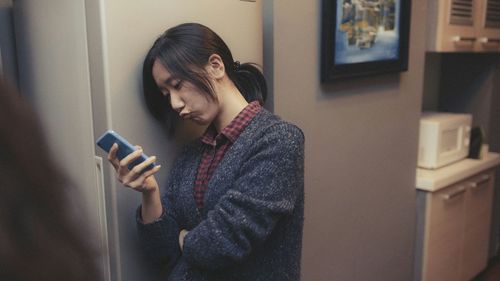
[206,54,225,80]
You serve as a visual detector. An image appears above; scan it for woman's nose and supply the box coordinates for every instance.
[169,92,184,113]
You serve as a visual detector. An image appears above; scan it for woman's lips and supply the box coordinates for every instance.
[179,112,191,119]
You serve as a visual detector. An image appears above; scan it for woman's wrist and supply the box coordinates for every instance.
[142,183,159,198]
[141,187,162,223]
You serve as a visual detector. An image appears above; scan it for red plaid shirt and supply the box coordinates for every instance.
[194,101,262,209]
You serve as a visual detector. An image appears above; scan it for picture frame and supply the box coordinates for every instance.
[321,0,411,82]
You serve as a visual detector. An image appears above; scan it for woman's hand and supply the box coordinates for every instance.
[108,143,161,194]
[179,229,189,251]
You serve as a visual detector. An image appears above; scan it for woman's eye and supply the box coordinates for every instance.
[173,80,183,90]
[160,89,170,98]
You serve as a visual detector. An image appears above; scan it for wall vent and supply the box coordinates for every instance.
[449,0,474,26]
[485,0,500,28]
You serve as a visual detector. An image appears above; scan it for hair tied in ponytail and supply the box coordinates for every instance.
[233,61,241,72]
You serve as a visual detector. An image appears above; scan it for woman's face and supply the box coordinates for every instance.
[152,59,220,126]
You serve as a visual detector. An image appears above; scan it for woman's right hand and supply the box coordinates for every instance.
[107,143,162,194]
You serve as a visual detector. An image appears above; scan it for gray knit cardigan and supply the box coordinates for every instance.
[137,109,305,281]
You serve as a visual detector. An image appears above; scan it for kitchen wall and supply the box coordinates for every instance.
[437,54,497,137]
[264,0,427,280]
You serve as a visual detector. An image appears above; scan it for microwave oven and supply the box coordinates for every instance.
[418,112,472,169]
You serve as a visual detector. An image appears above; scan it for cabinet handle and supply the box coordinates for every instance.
[442,186,466,200]
[452,36,476,43]
[469,175,491,188]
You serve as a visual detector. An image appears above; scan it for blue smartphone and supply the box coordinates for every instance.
[96,130,155,172]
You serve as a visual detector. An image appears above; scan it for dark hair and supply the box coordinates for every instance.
[142,23,267,134]
[0,79,100,281]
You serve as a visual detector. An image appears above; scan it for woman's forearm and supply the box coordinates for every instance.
[141,187,163,224]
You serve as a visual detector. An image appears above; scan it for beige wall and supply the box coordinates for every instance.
[266,0,428,280]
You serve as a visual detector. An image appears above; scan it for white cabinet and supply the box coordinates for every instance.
[422,181,467,281]
[427,0,500,52]
[476,0,500,52]
[418,170,495,281]
[460,173,494,280]
[415,153,500,281]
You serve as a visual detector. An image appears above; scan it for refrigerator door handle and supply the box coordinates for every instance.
[95,156,112,281]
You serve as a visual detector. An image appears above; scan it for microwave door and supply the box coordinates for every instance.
[438,126,468,167]
[441,127,460,153]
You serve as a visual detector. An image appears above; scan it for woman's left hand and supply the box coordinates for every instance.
[179,229,189,251]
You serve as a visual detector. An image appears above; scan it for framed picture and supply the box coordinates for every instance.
[321,0,411,82]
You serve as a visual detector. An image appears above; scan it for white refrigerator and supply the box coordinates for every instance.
[12,0,263,280]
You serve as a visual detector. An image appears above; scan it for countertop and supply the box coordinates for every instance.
[416,152,500,192]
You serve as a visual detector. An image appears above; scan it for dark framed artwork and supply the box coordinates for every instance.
[321,0,411,82]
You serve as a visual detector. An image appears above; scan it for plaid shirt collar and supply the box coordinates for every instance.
[201,101,262,146]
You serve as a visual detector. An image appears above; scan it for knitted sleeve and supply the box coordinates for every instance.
[136,157,183,265]
[182,123,305,270]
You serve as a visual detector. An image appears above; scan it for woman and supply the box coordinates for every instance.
[108,23,304,280]
[0,78,101,281]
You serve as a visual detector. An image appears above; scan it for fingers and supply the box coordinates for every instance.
[106,143,160,193]
[141,164,161,178]
[121,155,155,182]
[127,165,162,191]
[108,143,119,169]
[131,155,157,175]
[108,143,143,172]
[119,155,161,191]
[119,148,144,169]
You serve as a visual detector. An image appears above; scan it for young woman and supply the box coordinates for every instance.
[108,23,304,281]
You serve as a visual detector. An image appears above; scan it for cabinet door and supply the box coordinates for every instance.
[460,172,494,281]
[476,0,500,52]
[434,0,478,52]
[423,183,467,281]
